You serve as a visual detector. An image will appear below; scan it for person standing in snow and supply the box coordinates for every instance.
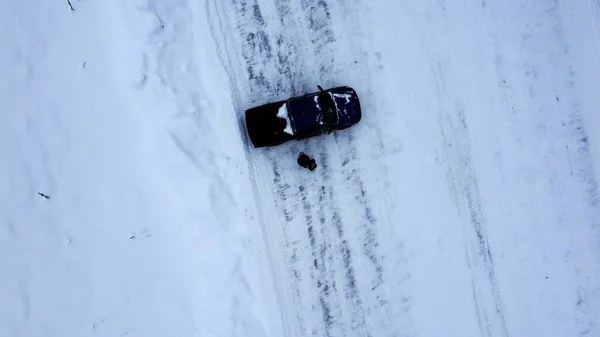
[317,85,337,133]
[297,152,317,171]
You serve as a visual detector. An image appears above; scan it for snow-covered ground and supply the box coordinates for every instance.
[2,0,600,336]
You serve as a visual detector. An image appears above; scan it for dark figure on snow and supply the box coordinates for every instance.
[317,85,337,133]
[297,152,317,171]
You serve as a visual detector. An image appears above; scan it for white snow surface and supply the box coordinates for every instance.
[277,104,294,135]
[2,1,600,337]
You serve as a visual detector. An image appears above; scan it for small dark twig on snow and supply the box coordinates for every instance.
[155,13,165,29]
[91,317,108,330]
[38,192,50,199]
[67,0,75,11]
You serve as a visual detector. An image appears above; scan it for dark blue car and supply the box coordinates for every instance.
[245,86,362,148]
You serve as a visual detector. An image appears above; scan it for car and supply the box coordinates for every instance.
[245,85,362,148]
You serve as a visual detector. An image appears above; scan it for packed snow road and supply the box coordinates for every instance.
[205,0,600,336]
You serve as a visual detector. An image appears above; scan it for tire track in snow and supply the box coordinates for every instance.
[298,0,336,74]
[437,97,509,337]
[487,2,600,334]
[563,101,600,210]
[586,0,600,58]
[271,158,311,336]
[297,180,343,337]
[315,142,368,336]
[329,129,387,299]
[517,5,600,334]
[313,183,348,337]
[233,0,274,95]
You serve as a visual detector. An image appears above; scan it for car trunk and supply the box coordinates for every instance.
[245,101,295,148]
